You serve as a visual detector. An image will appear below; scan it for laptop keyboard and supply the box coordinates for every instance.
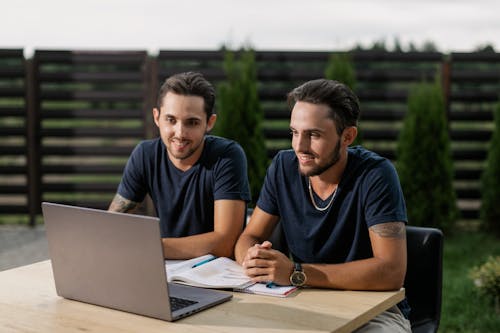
[170,296,198,312]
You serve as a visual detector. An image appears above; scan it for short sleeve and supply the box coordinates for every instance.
[362,160,407,227]
[213,142,251,202]
[117,143,148,203]
[256,153,280,216]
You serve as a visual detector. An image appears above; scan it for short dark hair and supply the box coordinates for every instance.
[156,72,215,120]
[287,79,360,135]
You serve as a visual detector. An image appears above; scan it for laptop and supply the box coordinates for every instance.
[41,202,232,321]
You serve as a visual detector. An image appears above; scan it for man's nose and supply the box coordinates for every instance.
[174,122,185,137]
[295,133,309,152]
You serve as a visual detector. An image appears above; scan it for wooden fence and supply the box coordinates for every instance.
[0,49,499,225]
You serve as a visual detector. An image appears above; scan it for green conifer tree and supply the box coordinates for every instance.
[214,49,267,206]
[396,79,459,231]
[480,102,500,236]
[324,53,362,146]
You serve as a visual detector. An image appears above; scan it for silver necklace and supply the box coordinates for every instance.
[308,177,337,211]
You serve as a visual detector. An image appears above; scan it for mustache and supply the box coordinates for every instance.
[296,150,315,156]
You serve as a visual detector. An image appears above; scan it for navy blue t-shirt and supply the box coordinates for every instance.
[117,135,251,238]
[257,146,410,316]
[257,146,407,262]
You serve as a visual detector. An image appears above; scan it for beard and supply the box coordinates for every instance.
[298,139,341,177]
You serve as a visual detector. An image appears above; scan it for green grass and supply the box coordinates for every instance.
[440,230,500,332]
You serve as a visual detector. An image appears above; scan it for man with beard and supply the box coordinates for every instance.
[110,72,250,259]
[235,79,411,332]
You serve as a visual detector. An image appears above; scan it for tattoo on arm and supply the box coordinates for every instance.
[109,193,138,213]
[370,222,406,239]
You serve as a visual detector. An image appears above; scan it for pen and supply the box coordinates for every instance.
[192,256,217,268]
[266,282,277,288]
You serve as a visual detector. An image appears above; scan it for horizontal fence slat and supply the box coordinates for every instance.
[0,185,28,194]
[0,127,26,136]
[0,49,24,57]
[352,51,443,62]
[450,91,500,102]
[43,165,124,174]
[0,146,27,155]
[41,128,143,137]
[158,68,226,80]
[39,72,143,82]
[0,205,29,214]
[452,150,487,160]
[39,90,143,101]
[35,50,147,64]
[451,70,500,82]
[356,69,438,81]
[449,111,493,121]
[460,209,479,220]
[451,52,500,62]
[42,183,118,192]
[0,67,25,77]
[0,107,25,116]
[357,90,409,101]
[42,146,135,156]
[451,130,492,141]
[41,109,142,119]
[456,188,481,199]
[0,166,27,174]
[158,50,223,61]
[454,169,482,179]
[0,87,25,97]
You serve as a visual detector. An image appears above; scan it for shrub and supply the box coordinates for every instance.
[480,102,500,236]
[324,53,361,146]
[214,48,268,206]
[396,79,459,231]
[469,256,500,312]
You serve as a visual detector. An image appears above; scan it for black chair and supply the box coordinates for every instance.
[404,226,444,333]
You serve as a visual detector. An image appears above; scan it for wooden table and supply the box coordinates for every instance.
[0,260,404,332]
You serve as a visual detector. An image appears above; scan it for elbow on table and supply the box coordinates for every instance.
[210,236,239,259]
[381,267,406,291]
[211,246,235,259]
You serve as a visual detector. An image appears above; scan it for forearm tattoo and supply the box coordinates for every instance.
[370,222,406,239]
[109,193,138,213]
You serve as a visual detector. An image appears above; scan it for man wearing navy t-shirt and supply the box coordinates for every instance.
[109,72,250,259]
[235,79,411,332]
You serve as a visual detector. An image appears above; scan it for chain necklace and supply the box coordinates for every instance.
[308,177,337,211]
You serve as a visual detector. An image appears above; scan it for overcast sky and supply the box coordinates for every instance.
[3,0,500,56]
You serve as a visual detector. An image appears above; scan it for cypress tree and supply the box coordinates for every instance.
[480,102,500,236]
[324,53,357,90]
[214,49,267,206]
[396,79,459,231]
[324,53,361,146]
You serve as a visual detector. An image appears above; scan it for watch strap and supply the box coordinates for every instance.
[294,262,302,272]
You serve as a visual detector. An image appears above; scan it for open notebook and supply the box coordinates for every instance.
[166,255,298,297]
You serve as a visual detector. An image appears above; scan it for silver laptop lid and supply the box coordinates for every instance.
[42,202,174,320]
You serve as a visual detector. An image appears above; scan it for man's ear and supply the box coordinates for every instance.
[343,126,358,146]
[206,114,217,133]
[152,108,160,127]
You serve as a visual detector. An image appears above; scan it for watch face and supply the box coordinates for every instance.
[291,271,306,286]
